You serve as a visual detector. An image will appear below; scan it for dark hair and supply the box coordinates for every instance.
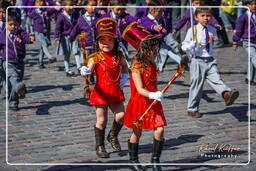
[134,38,160,67]
[7,11,21,23]
[110,0,125,6]
[148,0,166,6]
[93,36,120,56]
[242,0,255,5]
[195,7,212,16]
[0,0,10,9]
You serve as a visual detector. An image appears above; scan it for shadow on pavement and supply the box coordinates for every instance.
[19,97,91,115]
[27,84,79,94]
[204,103,255,122]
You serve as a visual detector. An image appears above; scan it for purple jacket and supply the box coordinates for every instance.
[70,14,100,48]
[29,8,55,33]
[233,13,256,44]
[135,7,148,18]
[0,28,33,62]
[173,9,219,32]
[22,0,36,14]
[54,11,79,40]
[138,15,167,36]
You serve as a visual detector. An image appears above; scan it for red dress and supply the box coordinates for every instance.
[89,52,125,105]
[124,61,167,129]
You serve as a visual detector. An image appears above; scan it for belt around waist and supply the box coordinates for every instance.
[195,56,214,62]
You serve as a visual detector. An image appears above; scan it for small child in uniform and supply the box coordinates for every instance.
[232,0,256,85]
[182,8,239,118]
[0,11,35,110]
[80,17,129,158]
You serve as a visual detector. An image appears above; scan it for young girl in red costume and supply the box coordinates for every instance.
[122,22,166,171]
[80,17,128,158]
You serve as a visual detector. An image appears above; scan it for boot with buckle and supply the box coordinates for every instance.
[107,120,123,151]
[94,126,109,158]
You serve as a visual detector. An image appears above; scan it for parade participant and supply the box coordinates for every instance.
[172,0,222,35]
[182,8,239,118]
[70,0,98,80]
[122,22,165,171]
[29,0,56,69]
[80,17,129,158]
[0,11,35,110]
[55,0,79,76]
[232,0,256,85]
[139,3,189,72]
[0,0,8,94]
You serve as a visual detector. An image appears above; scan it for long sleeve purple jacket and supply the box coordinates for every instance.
[233,12,256,44]
[0,28,33,62]
[29,8,55,33]
[70,14,100,49]
[54,11,79,40]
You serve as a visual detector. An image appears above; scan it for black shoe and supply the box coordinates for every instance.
[77,68,81,76]
[66,71,75,77]
[9,103,19,111]
[245,79,256,86]
[38,64,45,69]
[48,58,57,64]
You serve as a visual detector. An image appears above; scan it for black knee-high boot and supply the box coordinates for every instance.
[151,138,164,171]
[128,140,146,171]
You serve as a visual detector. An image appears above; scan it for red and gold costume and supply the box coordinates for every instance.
[89,51,125,105]
[124,61,167,129]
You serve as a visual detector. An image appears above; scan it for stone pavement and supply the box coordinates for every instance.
[0,10,256,171]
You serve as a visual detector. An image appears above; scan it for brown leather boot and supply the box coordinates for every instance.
[222,90,239,106]
[107,120,123,151]
[94,126,109,158]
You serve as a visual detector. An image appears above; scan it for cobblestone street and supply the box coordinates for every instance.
[0,7,255,171]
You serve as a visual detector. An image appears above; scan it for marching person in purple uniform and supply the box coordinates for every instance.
[0,1,8,94]
[232,0,256,85]
[182,8,239,118]
[29,0,56,69]
[0,12,35,110]
[172,0,222,36]
[55,0,79,76]
[70,0,98,81]
[139,3,188,72]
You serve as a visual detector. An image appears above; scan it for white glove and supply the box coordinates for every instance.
[181,41,196,51]
[80,66,91,76]
[120,73,129,89]
[148,91,163,101]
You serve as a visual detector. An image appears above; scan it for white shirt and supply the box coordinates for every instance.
[182,23,217,57]
[83,12,95,24]
[147,13,159,25]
